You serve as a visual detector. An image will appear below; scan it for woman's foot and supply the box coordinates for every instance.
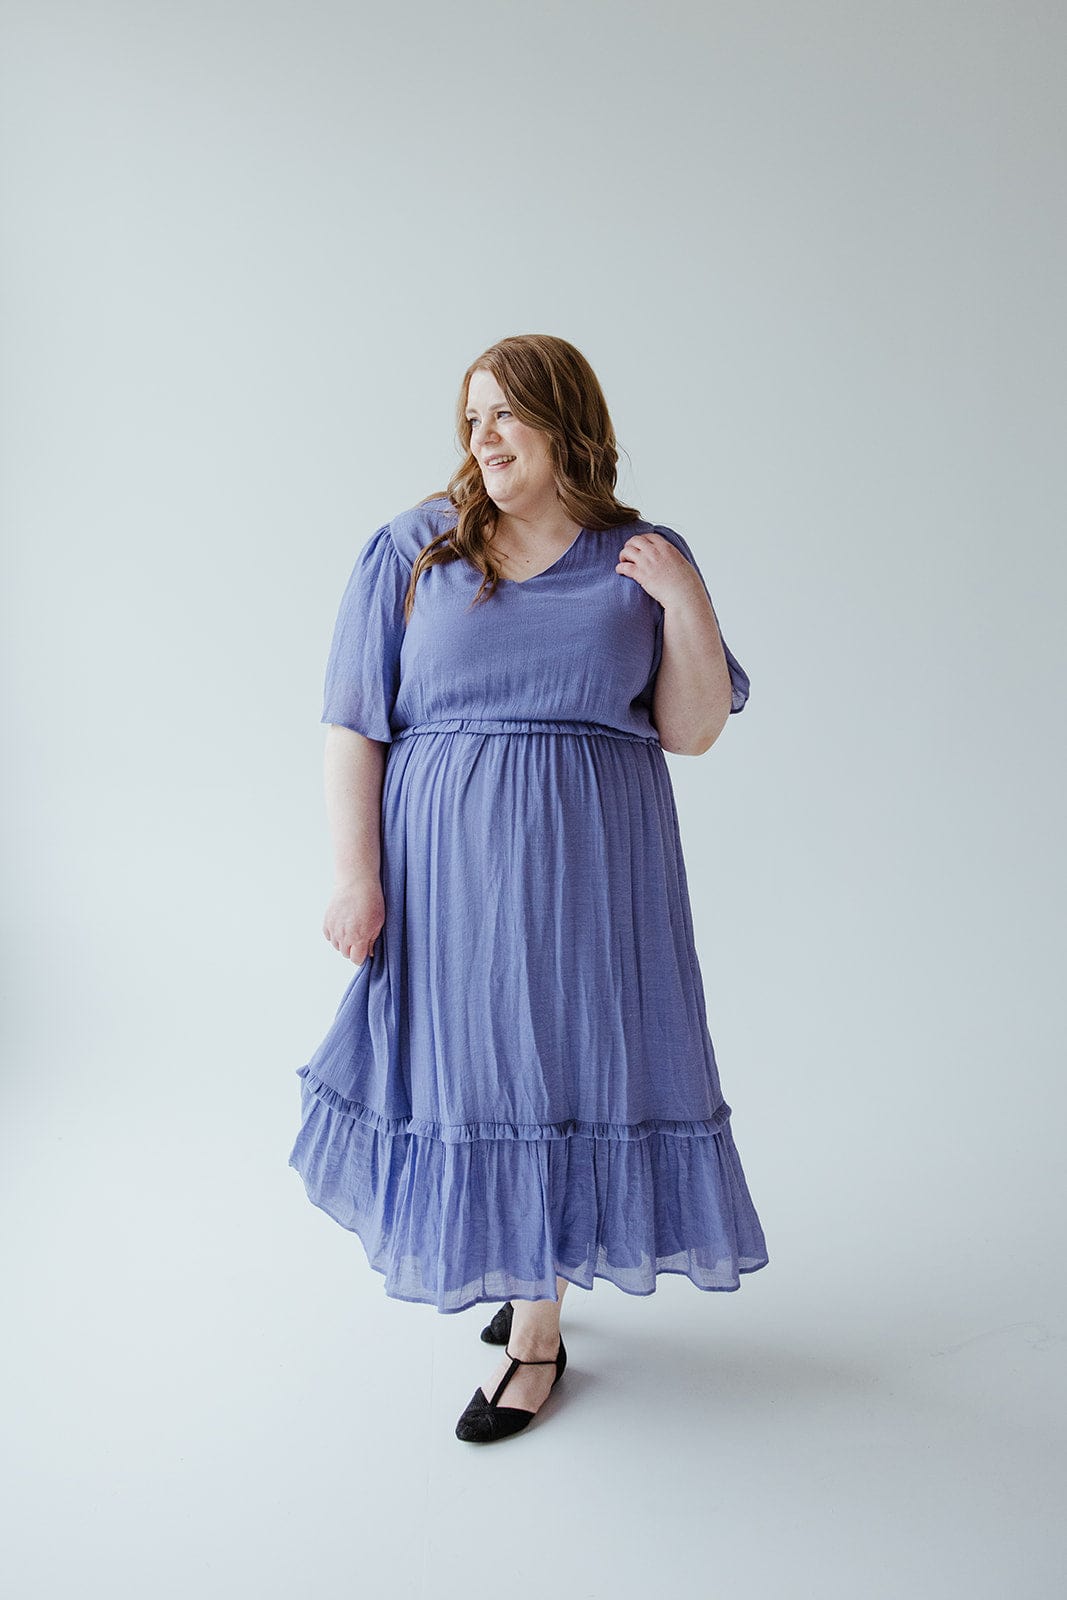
[478,1333,561,1413]
[475,1284,568,1415]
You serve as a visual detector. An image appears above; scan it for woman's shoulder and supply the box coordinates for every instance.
[642,519,703,565]
[387,493,456,567]
[642,517,683,541]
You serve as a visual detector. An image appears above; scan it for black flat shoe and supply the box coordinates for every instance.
[480,1300,514,1344]
[454,1335,567,1443]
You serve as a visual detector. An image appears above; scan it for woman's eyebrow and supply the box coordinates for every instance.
[464,404,506,415]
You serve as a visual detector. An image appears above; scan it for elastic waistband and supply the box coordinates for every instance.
[393,717,661,746]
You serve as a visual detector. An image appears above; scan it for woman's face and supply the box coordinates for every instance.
[465,367,556,513]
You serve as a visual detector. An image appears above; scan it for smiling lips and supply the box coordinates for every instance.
[485,455,516,470]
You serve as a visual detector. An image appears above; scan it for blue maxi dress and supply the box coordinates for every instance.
[287,494,769,1313]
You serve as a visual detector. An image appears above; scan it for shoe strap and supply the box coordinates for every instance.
[487,1340,562,1406]
[503,1340,560,1365]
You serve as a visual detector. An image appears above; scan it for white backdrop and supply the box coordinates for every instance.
[3,2,1064,1596]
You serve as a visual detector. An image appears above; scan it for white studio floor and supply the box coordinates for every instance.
[2,1049,1064,1600]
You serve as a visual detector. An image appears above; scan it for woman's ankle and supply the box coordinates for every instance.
[508,1305,562,1355]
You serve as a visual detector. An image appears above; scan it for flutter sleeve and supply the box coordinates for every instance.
[320,521,411,742]
[649,523,751,714]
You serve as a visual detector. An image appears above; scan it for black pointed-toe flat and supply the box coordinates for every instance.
[455,1335,567,1443]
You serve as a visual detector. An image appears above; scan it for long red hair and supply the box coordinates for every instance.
[402,333,642,620]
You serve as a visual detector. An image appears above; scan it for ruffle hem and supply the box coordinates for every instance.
[288,1065,770,1314]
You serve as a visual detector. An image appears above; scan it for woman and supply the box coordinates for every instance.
[288,333,769,1444]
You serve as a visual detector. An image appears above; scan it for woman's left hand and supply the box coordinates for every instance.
[615,531,704,609]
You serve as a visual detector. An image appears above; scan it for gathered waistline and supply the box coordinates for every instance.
[393,717,661,746]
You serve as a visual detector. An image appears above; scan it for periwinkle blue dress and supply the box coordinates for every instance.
[288,493,769,1313]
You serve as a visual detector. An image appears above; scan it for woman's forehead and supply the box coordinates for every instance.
[467,368,506,402]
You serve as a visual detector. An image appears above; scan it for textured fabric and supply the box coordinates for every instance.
[288,494,769,1313]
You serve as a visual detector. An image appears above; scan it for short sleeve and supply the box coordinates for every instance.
[320,522,411,742]
[650,523,751,714]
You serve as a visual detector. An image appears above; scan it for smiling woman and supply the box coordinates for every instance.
[394,333,646,612]
[287,332,767,1446]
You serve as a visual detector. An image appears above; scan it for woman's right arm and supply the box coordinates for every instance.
[321,724,388,964]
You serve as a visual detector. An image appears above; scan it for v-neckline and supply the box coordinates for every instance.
[495,525,587,586]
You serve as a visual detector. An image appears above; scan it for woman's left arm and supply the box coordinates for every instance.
[617,531,733,757]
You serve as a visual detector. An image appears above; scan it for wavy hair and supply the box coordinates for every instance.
[401,333,641,620]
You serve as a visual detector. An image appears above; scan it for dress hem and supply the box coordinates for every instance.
[289,1166,770,1313]
[288,1067,770,1314]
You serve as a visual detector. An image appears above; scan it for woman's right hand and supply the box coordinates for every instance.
[323,873,386,965]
